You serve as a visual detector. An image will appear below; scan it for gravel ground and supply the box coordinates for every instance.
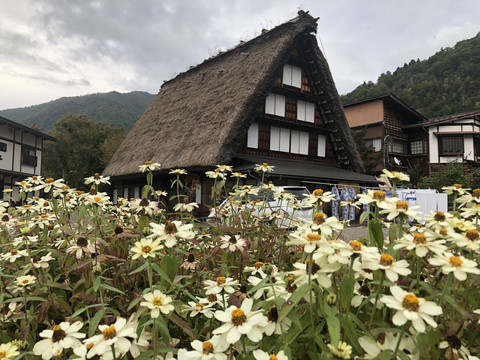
[340,224,389,242]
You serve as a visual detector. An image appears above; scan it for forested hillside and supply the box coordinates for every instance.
[0,91,155,132]
[341,32,480,118]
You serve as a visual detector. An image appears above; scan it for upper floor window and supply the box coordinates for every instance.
[389,139,406,154]
[247,123,259,149]
[22,146,37,166]
[439,136,463,155]
[283,64,302,88]
[365,138,382,152]
[270,126,308,155]
[317,134,326,157]
[0,142,6,152]
[410,139,426,155]
[265,94,285,117]
[297,100,315,123]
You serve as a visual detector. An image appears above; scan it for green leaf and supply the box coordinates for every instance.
[161,255,178,284]
[359,211,371,224]
[278,284,310,321]
[100,283,126,295]
[326,315,340,346]
[71,304,104,317]
[151,262,173,285]
[88,308,105,337]
[135,350,154,360]
[339,274,354,310]
[155,315,171,346]
[93,277,101,293]
[368,219,384,249]
[129,262,148,275]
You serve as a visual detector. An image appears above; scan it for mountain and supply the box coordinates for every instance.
[341,32,480,118]
[0,91,155,132]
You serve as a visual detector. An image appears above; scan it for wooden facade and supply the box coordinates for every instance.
[344,94,428,174]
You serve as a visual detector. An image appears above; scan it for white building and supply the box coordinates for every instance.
[0,116,55,199]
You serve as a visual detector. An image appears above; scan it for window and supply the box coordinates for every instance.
[265,94,285,117]
[389,139,406,154]
[297,100,315,123]
[410,139,426,155]
[365,138,382,152]
[283,64,302,88]
[317,135,326,157]
[247,123,259,149]
[21,146,37,166]
[439,136,463,155]
[270,126,309,154]
[0,142,6,152]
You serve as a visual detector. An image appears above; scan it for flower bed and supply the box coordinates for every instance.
[1,166,480,359]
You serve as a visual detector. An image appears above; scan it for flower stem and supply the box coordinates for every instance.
[369,271,385,327]
[393,323,407,357]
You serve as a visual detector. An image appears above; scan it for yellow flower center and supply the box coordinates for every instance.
[22,279,30,284]
[216,277,226,285]
[262,163,268,167]
[45,178,54,183]
[349,240,362,251]
[449,256,463,267]
[396,201,409,210]
[255,261,264,269]
[145,161,153,165]
[466,230,479,241]
[413,233,427,245]
[86,343,94,350]
[313,189,324,197]
[231,308,247,326]
[102,325,117,340]
[434,211,445,222]
[313,212,326,224]
[0,351,7,358]
[202,341,214,354]
[454,184,462,189]
[153,297,163,306]
[439,228,448,236]
[164,221,178,235]
[473,189,480,198]
[196,303,205,310]
[307,233,321,242]
[141,245,152,253]
[270,355,279,360]
[94,196,102,203]
[373,190,386,201]
[379,254,394,266]
[402,294,420,312]
[41,214,48,219]
[10,249,18,255]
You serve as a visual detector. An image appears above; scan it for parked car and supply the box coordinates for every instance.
[208,185,313,228]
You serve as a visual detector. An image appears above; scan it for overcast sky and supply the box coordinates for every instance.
[1,0,480,110]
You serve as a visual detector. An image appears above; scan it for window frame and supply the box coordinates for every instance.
[410,139,426,155]
[364,138,382,152]
[21,145,37,167]
[439,136,464,156]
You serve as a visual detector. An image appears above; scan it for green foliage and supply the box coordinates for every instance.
[42,114,125,189]
[341,32,480,117]
[419,162,470,191]
[351,127,383,174]
[0,91,154,132]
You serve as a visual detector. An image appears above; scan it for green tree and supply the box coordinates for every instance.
[42,114,125,189]
[351,127,383,175]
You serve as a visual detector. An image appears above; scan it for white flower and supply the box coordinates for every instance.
[428,252,480,281]
[361,253,411,282]
[32,252,55,269]
[66,237,98,259]
[15,275,36,287]
[84,317,137,358]
[357,331,416,359]
[219,234,246,253]
[380,286,442,333]
[130,238,163,260]
[205,170,227,180]
[204,277,239,295]
[169,169,187,175]
[84,173,111,186]
[34,178,65,193]
[452,229,480,251]
[393,232,447,257]
[357,190,395,209]
[130,198,160,216]
[184,301,215,318]
[215,165,233,173]
[286,232,329,253]
[213,298,268,344]
[327,341,353,359]
[379,200,422,222]
[288,257,340,288]
[381,169,410,182]
[150,220,195,248]
[173,202,199,213]
[178,335,229,360]
[254,163,274,172]
[139,161,161,172]
[2,248,28,263]
[33,321,85,359]
[303,189,336,206]
[141,290,175,318]
[253,349,289,360]
[0,342,20,359]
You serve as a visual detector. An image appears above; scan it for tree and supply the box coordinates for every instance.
[42,114,125,189]
[351,127,383,175]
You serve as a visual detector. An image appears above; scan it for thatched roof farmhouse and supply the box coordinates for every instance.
[104,11,376,205]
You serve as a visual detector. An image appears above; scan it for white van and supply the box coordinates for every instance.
[208,185,313,228]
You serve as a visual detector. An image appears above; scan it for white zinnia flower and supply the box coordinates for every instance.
[213,298,268,344]
[33,321,85,359]
[253,349,289,360]
[139,161,161,172]
[357,331,416,359]
[84,173,111,186]
[150,220,195,248]
[219,234,246,253]
[140,290,175,318]
[178,335,229,360]
[15,275,36,287]
[204,277,239,295]
[84,317,137,358]
[428,252,480,281]
[327,341,353,359]
[0,342,20,360]
[361,253,411,282]
[393,232,447,257]
[130,238,163,260]
[380,286,442,333]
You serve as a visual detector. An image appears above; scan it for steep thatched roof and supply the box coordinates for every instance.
[104,11,363,177]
